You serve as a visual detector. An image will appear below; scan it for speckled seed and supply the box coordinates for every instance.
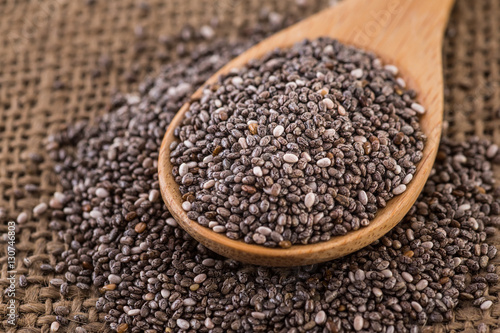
[316,158,331,167]
[411,102,425,114]
[354,315,364,331]
[301,152,312,162]
[252,233,266,244]
[354,269,366,281]
[283,153,299,163]
[50,278,64,287]
[324,129,336,137]
[392,184,406,195]
[273,125,285,137]
[304,192,316,208]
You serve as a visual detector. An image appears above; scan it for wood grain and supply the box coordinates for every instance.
[158,0,455,266]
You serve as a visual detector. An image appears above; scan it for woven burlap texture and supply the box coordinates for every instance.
[0,0,499,332]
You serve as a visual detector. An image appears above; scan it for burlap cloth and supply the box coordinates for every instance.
[0,0,499,332]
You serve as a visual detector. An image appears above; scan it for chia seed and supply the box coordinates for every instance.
[44,11,499,333]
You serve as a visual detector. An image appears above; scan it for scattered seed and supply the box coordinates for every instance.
[480,300,493,310]
[33,202,48,216]
[411,102,426,114]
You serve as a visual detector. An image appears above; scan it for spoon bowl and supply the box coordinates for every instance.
[159,0,455,266]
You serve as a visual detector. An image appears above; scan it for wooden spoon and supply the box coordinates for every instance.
[158,0,455,266]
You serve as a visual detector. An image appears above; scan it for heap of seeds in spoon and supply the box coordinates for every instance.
[170,37,426,247]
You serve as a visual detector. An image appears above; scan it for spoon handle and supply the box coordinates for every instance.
[345,0,455,52]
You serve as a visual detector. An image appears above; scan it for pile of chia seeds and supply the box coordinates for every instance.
[170,37,426,247]
[42,10,499,333]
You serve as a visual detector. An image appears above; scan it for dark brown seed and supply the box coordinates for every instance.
[279,240,292,249]
[439,277,450,284]
[404,250,414,258]
[82,261,93,270]
[436,150,447,160]
[125,211,137,221]
[182,192,194,201]
[242,185,257,194]
[99,284,116,293]
[117,323,128,333]
[212,145,223,156]
[248,123,258,135]
[393,132,405,145]
[135,222,147,233]
[363,141,372,155]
